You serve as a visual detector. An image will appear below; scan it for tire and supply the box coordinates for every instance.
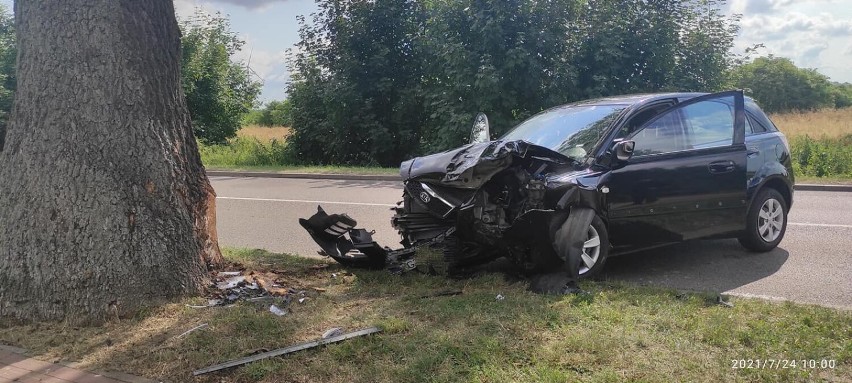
[577,215,610,279]
[738,188,788,252]
[551,211,610,279]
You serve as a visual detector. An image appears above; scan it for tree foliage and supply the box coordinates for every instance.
[0,4,14,150]
[244,99,293,126]
[180,10,261,144]
[288,0,427,166]
[286,0,743,165]
[732,56,837,113]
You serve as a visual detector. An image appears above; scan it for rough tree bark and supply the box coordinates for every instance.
[0,0,223,323]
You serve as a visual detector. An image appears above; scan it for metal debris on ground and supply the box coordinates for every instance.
[185,264,316,315]
[216,276,248,290]
[420,290,463,299]
[321,327,343,339]
[269,305,288,316]
[176,323,209,339]
[716,295,734,308]
[192,326,383,376]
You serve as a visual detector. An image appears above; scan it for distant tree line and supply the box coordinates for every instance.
[243,99,293,127]
[0,3,849,163]
[283,0,851,166]
[732,56,852,113]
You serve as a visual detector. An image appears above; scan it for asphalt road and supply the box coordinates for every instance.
[212,176,852,310]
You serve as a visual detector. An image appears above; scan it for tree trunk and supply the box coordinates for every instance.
[0,0,223,324]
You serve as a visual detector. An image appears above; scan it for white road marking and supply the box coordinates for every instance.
[788,222,852,229]
[217,196,396,207]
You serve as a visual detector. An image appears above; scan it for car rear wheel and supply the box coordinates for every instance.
[738,188,788,252]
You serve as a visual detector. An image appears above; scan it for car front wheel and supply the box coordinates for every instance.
[738,188,788,252]
[578,215,609,278]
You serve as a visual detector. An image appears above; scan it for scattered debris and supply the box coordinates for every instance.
[496,294,505,301]
[176,323,209,339]
[420,290,463,299]
[716,295,734,308]
[193,326,383,376]
[246,296,274,302]
[216,276,246,290]
[269,305,288,316]
[198,265,316,313]
[322,327,343,339]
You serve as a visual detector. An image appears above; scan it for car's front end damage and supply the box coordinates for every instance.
[300,139,604,275]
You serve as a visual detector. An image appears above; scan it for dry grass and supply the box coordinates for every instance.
[236,125,292,143]
[769,107,852,138]
[1,249,849,383]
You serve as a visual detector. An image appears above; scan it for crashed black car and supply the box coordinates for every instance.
[301,90,794,278]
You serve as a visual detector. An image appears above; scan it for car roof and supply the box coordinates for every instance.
[569,92,708,107]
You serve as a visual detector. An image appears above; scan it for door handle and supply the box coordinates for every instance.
[708,160,735,174]
[747,146,760,158]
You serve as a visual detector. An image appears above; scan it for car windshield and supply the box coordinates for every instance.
[501,104,626,161]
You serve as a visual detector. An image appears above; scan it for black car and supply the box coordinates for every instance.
[300,90,794,278]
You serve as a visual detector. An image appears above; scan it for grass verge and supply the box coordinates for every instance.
[1,248,849,383]
[205,164,398,176]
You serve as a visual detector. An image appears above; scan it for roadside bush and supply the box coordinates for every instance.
[199,136,291,167]
[790,135,852,177]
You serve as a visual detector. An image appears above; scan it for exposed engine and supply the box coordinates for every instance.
[391,153,560,270]
[300,139,578,273]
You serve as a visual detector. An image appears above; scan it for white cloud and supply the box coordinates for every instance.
[741,12,814,40]
[231,36,292,100]
[201,0,290,10]
[173,0,218,19]
[813,12,852,36]
[234,45,286,79]
[730,0,794,14]
[733,6,852,81]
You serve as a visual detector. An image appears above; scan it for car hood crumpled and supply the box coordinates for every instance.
[399,140,571,189]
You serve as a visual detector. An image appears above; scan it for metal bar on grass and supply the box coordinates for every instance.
[192,326,382,376]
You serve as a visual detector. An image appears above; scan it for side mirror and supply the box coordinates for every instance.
[470,112,491,144]
[614,140,635,162]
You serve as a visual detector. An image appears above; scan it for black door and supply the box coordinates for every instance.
[605,91,747,248]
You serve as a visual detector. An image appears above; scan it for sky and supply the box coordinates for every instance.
[1,0,851,103]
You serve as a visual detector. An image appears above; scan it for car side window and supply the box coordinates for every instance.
[747,114,768,134]
[629,110,687,156]
[629,95,736,156]
[683,100,734,149]
[614,102,675,140]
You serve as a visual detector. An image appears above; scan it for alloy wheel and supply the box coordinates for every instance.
[579,225,601,275]
[758,198,784,242]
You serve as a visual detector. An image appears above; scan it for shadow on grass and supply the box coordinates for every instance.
[1,248,848,383]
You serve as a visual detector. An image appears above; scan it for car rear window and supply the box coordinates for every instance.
[745,100,778,132]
